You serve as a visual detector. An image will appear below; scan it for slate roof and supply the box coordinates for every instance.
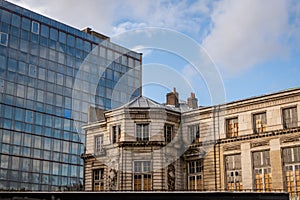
[123,96,165,108]
[119,96,190,113]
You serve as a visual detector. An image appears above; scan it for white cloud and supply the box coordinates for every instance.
[112,22,147,35]
[131,45,152,57]
[8,0,210,36]
[288,0,300,49]
[9,0,122,35]
[202,0,290,75]
[8,0,299,78]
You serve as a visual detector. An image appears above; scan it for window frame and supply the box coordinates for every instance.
[164,124,174,143]
[135,123,149,141]
[94,135,104,155]
[188,124,200,144]
[282,146,300,197]
[133,161,152,191]
[112,125,121,144]
[282,106,298,129]
[187,160,204,191]
[225,154,243,191]
[252,150,272,192]
[93,168,105,191]
[226,117,239,137]
[0,32,8,46]
[252,112,267,134]
[31,21,40,34]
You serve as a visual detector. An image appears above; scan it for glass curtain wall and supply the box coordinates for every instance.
[0,0,141,191]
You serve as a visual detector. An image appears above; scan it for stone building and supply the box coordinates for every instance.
[82,87,300,199]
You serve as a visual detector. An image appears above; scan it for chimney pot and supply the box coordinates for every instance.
[187,92,198,109]
[166,87,179,107]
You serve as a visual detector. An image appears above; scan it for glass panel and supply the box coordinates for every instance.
[31,21,40,34]
[0,155,9,168]
[0,32,8,46]
[11,156,20,170]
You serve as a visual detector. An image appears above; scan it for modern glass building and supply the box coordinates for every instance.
[0,0,142,191]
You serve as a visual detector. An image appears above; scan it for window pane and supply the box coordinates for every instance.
[0,32,8,46]
[31,21,40,34]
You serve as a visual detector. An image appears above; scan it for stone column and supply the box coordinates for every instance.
[270,138,284,191]
[241,143,253,190]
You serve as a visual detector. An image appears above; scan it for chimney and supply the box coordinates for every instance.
[187,92,198,109]
[166,87,179,107]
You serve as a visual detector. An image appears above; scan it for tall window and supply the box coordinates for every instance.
[253,112,267,133]
[95,135,104,155]
[283,107,298,129]
[0,32,8,46]
[112,125,121,144]
[225,154,242,191]
[226,118,238,137]
[188,124,200,144]
[133,161,152,191]
[253,150,272,192]
[283,146,300,198]
[93,168,104,191]
[164,124,173,143]
[188,160,203,191]
[31,21,40,34]
[136,124,149,141]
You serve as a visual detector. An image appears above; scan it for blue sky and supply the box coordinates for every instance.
[9,0,300,106]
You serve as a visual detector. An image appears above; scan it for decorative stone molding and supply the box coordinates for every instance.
[223,145,240,151]
[281,136,300,144]
[251,140,269,148]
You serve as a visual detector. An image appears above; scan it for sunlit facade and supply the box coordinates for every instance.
[83,88,300,200]
[0,0,141,191]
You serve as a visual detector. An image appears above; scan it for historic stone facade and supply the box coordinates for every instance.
[82,87,300,199]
